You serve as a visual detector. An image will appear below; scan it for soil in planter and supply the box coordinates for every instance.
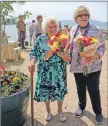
[1,71,30,97]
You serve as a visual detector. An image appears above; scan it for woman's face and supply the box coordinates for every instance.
[46,21,58,36]
[76,10,89,27]
[20,16,23,21]
[38,17,43,23]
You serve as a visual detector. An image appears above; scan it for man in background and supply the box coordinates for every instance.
[16,15,26,49]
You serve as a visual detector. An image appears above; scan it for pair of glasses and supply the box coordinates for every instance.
[77,14,89,17]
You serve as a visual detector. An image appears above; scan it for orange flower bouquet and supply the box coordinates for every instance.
[77,36,102,75]
[45,32,71,62]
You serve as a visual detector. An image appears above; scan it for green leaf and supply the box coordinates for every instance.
[1,1,31,26]
[79,43,84,52]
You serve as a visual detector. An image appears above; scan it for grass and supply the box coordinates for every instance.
[105,35,108,40]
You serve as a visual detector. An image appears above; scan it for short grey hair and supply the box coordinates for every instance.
[42,16,60,33]
[73,6,90,23]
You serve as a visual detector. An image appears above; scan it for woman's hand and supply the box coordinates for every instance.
[84,53,100,62]
[63,40,70,53]
[28,59,36,74]
[57,52,71,62]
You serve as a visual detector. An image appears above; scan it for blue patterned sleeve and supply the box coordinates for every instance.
[96,29,106,58]
[29,37,42,61]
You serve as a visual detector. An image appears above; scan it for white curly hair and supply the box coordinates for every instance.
[42,16,60,33]
[73,5,90,23]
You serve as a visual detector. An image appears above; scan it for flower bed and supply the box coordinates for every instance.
[1,71,30,97]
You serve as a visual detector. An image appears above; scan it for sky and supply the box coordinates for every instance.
[11,2,107,23]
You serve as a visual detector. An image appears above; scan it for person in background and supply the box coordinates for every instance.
[59,21,62,29]
[16,15,26,49]
[61,25,71,41]
[28,16,68,122]
[62,25,69,35]
[34,15,43,38]
[16,16,20,42]
[69,26,72,32]
[29,20,36,46]
[64,25,69,31]
[70,5,106,124]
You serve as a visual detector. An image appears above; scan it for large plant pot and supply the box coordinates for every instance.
[1,84,30,126]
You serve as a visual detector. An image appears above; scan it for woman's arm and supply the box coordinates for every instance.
[96,29,106,58]
[28,58,36,73]
[29,37,42,73]
[83,29,106,62]
[29,36,42,60]
[62,30,71,53]
[63,40,70,53]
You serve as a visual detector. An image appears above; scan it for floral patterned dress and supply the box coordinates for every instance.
[29,34,67,102]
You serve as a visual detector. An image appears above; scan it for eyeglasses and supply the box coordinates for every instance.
[48,25,57,29]
[77,14,89,18]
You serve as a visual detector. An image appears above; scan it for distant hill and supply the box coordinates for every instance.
[60,19,107,30]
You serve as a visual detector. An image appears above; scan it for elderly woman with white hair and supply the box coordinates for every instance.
[28,16,67,122]
[70,6,106,124]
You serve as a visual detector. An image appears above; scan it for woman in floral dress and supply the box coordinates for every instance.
[28,16,67,122]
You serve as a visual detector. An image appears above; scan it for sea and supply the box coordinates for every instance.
[5,21,107,42]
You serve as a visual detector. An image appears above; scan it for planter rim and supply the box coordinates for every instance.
[1,84,30,99]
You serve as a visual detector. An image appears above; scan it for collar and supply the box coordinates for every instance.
[78,22,90,30]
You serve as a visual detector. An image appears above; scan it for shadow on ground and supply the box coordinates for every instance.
[23,111,108,126]
[83,110,108,126]
[23,114,43,126]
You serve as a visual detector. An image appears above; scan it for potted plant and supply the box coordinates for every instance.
[1,63,30,126]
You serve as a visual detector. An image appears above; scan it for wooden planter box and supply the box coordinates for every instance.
[1,84,30,126]
[1,42,21,62]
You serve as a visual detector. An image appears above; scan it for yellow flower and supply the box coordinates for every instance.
[12,77,19,82]
[79,36,84,38]
[48,41,59,50]
[59,34,68,39]
[13,78,16,82]
[51,36,55,39]
[15,73,19,76]
[11,72,15,74]
[92,38,98,43]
